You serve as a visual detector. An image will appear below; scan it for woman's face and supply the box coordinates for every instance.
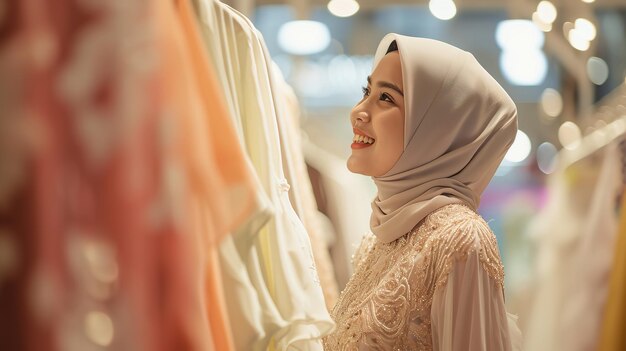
[347,51,405,177]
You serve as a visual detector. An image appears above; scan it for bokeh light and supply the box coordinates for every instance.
[328,0,360,18]
[278,21,331,55]
[505,130,532,163]
[587,57,609,85]
[429,0,457,21]
[536,142,558,174]
[558,121,582,150]
[541,88,563,118]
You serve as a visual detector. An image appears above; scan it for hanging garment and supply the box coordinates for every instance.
[302,137,376,289]
[266,59,340,310]
[596,184,626,351]
[169,1,272,350]
[0,1,263,350]
[523,144,621,351]
[322,204,522,350]
[0,1,204,350]
[193,1,334,350]
[559,142,622,351]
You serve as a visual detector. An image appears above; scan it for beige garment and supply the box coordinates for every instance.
[370,34,518,243]
[269,67,340,309]
[303,138,376,289]
[195,1,334,349]
[323,204,521,350]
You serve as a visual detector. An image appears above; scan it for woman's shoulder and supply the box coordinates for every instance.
[422,203,495,250]
[418,203,505,287]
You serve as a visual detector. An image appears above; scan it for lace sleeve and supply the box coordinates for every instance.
[430,250,519,350]
[426,212,505,293]
[425,210,516,350]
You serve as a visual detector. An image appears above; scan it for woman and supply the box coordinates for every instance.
[322,34,522,350]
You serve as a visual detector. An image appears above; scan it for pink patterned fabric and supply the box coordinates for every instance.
[0,1,258,350]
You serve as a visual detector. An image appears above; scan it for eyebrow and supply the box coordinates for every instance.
[367,75,404,97]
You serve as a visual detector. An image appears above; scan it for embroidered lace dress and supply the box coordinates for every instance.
[323,204,521,350]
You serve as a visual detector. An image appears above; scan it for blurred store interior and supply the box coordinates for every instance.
[2,0,626,350]
[225,0,626,348]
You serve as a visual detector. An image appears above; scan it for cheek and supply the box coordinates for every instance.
[366,112,404,176]
[375,113,404,156]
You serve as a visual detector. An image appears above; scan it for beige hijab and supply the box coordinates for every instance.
[370,33,518,243]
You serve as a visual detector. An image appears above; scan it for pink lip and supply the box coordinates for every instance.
[351,142,373,149]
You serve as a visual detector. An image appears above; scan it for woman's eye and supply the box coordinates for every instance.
[380,93,393,103]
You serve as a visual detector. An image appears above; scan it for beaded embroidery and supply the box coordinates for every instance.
[322,204,505,350]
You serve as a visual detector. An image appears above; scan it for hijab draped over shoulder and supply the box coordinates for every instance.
[370,33,518,243]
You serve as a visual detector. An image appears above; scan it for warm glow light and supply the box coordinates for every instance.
[496,20,544,50]
[537,1,557,24]
[505,130,532,163]
[496,20,547,86]
[568,28,590,51]
[537,142,558,174]
[558,121,582,149]
[500,50,548,86]
[429,0,457,21]
[532,12,553,32]
[587,57,609,85]
[541,88,563,118]
[327,0,360,18]
[278,21,331,55]
[575,18,597,41]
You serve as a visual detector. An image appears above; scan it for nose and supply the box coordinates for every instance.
[350,104,371,127]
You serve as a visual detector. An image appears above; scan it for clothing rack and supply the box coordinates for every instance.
[557,83,626,171]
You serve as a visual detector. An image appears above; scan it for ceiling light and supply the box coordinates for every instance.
[328,0,360,18]
[278,21,331,55]
[568,28,590,51]
[429,0,457,21]
[505,130,532,163]
[496,20,544,50]
[532,12,553,32]
[574,18,597,41]
[537,1,557,24]
[500,50,548,86]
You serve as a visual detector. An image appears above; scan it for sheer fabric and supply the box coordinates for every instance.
[322,204,521,350]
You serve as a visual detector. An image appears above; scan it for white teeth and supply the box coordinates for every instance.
[353,134,375,144]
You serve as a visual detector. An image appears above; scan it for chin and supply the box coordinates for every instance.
[346,158,371,176]
[346,158,361,174]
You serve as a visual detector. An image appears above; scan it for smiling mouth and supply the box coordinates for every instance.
[352,134,375,144]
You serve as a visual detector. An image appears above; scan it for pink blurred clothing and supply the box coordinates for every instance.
[0,1,259,350]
